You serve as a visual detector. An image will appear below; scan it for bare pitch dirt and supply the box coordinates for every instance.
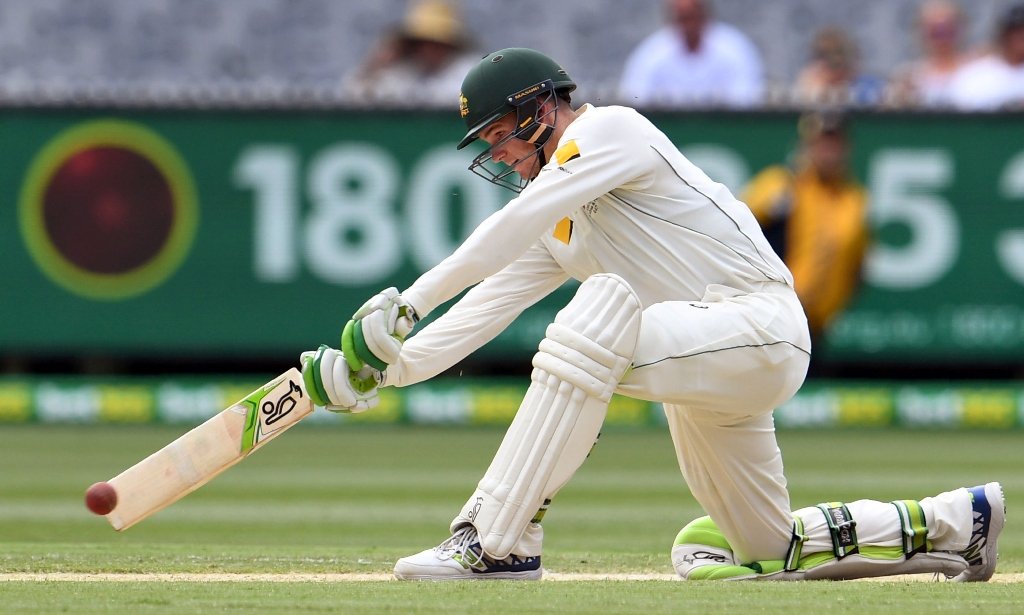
[1,572,1021,583]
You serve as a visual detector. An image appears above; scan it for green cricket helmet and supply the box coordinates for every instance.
[457,48,576,150]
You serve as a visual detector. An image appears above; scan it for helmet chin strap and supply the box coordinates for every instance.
[513,93,557,177]
[536,142,550,170]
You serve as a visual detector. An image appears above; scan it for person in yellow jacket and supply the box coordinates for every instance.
[743,111,870,342]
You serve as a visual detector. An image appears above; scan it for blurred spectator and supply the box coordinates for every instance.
[889,0,969,107]
[741,111,870,347]
[947,3,1024,110]
[617,0,764,107]
[792,27,884,106]
[343,0,477,106]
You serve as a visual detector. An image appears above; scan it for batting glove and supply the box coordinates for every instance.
[300,345,380,413]
[342,287,418,373]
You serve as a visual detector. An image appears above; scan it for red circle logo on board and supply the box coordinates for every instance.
[20,120,198,300]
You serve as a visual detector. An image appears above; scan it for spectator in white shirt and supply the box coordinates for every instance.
[948,3,1024,110]
[889,0,970,107]
[618,0,764,107]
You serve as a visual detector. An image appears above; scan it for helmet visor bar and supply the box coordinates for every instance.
[468,147,533,193]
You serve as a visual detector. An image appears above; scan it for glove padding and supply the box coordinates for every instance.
[300,345,380,413]
[342,287,418,372]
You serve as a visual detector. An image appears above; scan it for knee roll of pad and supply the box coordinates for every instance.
[534,322,629,402]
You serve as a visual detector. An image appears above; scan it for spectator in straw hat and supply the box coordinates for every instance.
[345,0,478,106]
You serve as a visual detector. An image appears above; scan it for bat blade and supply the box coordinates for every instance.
[103,368,313,531]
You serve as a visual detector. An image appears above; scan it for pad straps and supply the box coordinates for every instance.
[891,499,929,557]
[816,502,859,559]
[783,514,808,571]
[530,498,552,525]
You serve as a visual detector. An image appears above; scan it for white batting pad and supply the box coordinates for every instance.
[453,274,642,558]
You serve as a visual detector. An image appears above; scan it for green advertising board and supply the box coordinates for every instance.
[1,375,1021,430]
[3,109,1023,364]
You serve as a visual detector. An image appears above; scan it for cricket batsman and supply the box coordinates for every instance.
[300,48,1004,581]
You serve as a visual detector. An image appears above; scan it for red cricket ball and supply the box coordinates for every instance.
[85,481,118,516]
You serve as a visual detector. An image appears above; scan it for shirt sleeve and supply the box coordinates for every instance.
[385,241,569,387]
[402,109,654,318]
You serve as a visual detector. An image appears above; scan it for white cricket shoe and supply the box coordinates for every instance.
[393,525,542,581]
[952,482,1005,582]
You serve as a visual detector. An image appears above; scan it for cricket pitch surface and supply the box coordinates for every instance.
[2,572,1021,583]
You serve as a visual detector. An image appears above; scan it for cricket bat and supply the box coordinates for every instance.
[97,368,314,531]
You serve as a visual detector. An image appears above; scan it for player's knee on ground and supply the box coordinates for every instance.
[671,516,761,580]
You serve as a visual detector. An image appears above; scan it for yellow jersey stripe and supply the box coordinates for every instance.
[553,217,573,244]
[554,140,580,165]
[552,141,580,244]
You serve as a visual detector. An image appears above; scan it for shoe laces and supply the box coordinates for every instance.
[436,526,485,570]
[435,526,538,572]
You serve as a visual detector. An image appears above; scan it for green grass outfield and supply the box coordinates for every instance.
[0,424,1020,613]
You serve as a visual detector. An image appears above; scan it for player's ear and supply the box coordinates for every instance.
[538,96,562,127]
[544,94,562,115]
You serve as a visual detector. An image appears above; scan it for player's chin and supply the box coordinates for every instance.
[513,160,540,181]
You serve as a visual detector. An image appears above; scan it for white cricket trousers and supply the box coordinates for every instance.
[617,281,810,562]
[616,281,974,562]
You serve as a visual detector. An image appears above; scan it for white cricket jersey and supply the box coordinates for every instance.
[388,104,793,387]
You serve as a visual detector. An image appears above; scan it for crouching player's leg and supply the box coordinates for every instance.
[672,482,1005,582]
[393,274,642,580]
